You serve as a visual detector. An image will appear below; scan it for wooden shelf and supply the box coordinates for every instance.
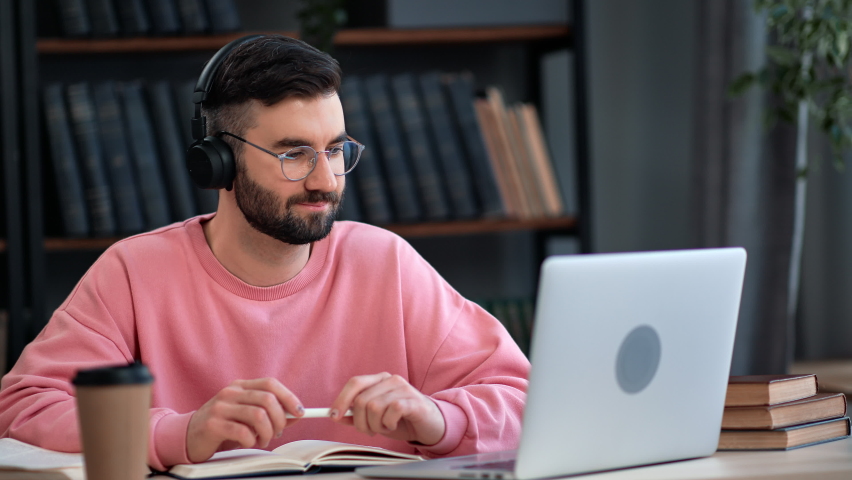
[36,26,570,54]
[384,216,576,238]
[43,216,576,251]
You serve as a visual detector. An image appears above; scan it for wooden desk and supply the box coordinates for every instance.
[148,437,852,480]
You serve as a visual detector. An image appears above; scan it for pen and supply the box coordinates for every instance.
[286,408,353,419]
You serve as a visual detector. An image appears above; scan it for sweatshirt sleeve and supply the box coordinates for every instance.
[0,246,191,471]
[395,240,531,458]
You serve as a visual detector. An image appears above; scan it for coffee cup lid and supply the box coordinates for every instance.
[72,362,154,386]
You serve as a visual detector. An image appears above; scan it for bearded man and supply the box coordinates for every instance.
[0,35,529,471]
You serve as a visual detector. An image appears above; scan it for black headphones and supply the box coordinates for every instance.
[186,34,264,191]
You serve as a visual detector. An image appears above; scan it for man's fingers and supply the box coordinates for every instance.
[331,372,393,420]
[235,378,304,420]
[218,402,275,448]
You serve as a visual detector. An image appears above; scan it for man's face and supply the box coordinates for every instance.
[232,94,347,245]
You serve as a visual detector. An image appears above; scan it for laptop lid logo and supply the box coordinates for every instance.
[616,325,661,394]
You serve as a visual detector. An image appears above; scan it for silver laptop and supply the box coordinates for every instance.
[358,248,747,480]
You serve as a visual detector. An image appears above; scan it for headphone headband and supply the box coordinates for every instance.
[191,34,264,141]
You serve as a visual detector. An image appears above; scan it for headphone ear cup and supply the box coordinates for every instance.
[186,136,236,190]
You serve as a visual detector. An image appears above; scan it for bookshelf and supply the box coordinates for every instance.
[2,0,590,370]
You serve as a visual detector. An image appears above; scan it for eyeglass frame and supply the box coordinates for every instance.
[218,131,364,181]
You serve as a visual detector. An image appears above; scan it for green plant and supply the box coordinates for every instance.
[730,0,852,167]
[729,0,852,371]
[297,0,348,53]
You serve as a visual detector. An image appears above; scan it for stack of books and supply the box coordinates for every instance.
[718,374,851,451]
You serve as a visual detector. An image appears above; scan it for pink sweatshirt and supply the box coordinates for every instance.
[0,216,530,470]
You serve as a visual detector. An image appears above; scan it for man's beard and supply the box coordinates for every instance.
[233,169,342,245]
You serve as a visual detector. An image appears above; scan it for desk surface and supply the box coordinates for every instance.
[149,437,852,480]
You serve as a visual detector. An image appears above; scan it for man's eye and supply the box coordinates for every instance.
[284,149,309,160]
[329,146,344,155]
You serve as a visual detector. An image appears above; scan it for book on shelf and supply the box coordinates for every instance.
[175,0,210,34]
[204,0,241,33]
[56,0,91,38]
[515,103,564,217]
[160,440,423,479]
[505,103,547,218]
[114,0,152,36]
[148,80,198,222]
[443,73,506,218]
[722,392,847,430]
[725,374,818,407]
[390,73,450,221]
[147,0,183,36]
[86,0,120,37]
[364,74,422,223]
[418,71,479,219]
[339,76,394,225]
[717,416,851,451]
[92,81,146,235]
[43,83,90,238]
[174,79,219,215]
[66,81,118,237]
[474,96,521,218]
[119,81,172,230]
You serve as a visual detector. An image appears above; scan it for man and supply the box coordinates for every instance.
[0,35,529,471]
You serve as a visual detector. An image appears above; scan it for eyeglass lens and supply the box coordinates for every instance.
[281,141,362,180]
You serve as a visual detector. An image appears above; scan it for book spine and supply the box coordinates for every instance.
[146,0,183,35]
[57,0,92,37]
[114,0,151,36]
[474,98,519,218]
[174,79,219,214]
[67,82,118,237]
[175,0,210,34]
[443,73,506,218]
[339,76,394,225]
[485,87,534,219]
[92,81,146,235]
[505,103,546,218]
[519,104,564,217]
[86,0,120,37]
[43,83,90,237]
[119,81,172,229]
[390,73,449,221]
[148,80,198,221]
[204,0,241,33]
[418,72,479,219]
[364,74,422,223]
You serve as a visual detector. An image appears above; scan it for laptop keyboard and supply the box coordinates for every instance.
[456,459,516,472]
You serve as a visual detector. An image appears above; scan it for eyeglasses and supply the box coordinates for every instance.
[219,131,364,181]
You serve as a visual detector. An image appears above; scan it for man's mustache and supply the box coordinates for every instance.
[286,190,341,208]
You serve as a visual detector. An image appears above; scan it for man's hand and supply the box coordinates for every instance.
[329,373,446,446]
[186,378,304,463]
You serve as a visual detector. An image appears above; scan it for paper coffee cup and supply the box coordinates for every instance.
[73,363,153,480]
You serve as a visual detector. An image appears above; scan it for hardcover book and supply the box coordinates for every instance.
[364,74,422,223]
[43,83,90,237]
[162,440,423,479]
[92,81,146,235]
[390,73,450,221]
[119,81,172,229]
[718,416,851,451]
[725,374,818,407]
[443,73,505,218]
[66,82,118,237]
[722,392,847,430]
[418,71,479,219]
[339,76,393,225]
[148,80,198,221]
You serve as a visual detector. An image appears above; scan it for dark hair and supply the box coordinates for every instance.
[202,35,342,159]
